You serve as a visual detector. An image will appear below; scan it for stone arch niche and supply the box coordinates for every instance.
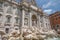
[24,18,28,26]
[32,15,37,26]
[6,15,12,23]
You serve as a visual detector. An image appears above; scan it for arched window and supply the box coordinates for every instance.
[15,17,19,23]
[6,15,11,23]
[15,8,21,16]
[32,15,37,26]
[24,18,28,26]
[4,2,9,7]
[7,6,12,14]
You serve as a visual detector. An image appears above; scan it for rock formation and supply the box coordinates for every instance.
[8,26,57,40]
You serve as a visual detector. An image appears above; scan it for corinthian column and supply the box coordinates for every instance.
[29,12,32,27]
[38,15,40,27]
[20,6,25,40]
[22,8,25,27]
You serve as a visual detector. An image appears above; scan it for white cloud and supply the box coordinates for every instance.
[42,1,58,8]
[43,9,52,14]
[42,2,52,8]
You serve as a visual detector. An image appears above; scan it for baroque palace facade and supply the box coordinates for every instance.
[0,0,54,40]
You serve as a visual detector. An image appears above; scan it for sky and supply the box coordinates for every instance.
[17,0,60,14]
[36,0,60,14]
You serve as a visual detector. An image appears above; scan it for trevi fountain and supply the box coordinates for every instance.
[0,0,60,40]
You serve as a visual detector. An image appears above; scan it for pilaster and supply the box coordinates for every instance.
[20,6,25,40]
[22,8,25,27]
[38,15,40,27]
[29,12,32,27]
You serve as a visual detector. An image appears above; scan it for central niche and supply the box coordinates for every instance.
[32,15,37,26]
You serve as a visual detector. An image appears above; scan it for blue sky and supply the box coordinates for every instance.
[36,0,60,14]
[17,0,60,14]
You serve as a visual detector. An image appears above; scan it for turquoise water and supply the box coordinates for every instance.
[44,37,60,40]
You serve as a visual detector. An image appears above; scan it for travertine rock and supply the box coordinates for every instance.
[8,26,57,40]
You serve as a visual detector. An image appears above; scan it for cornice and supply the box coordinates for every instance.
[21,2,43,15]
[2,0,43,15]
